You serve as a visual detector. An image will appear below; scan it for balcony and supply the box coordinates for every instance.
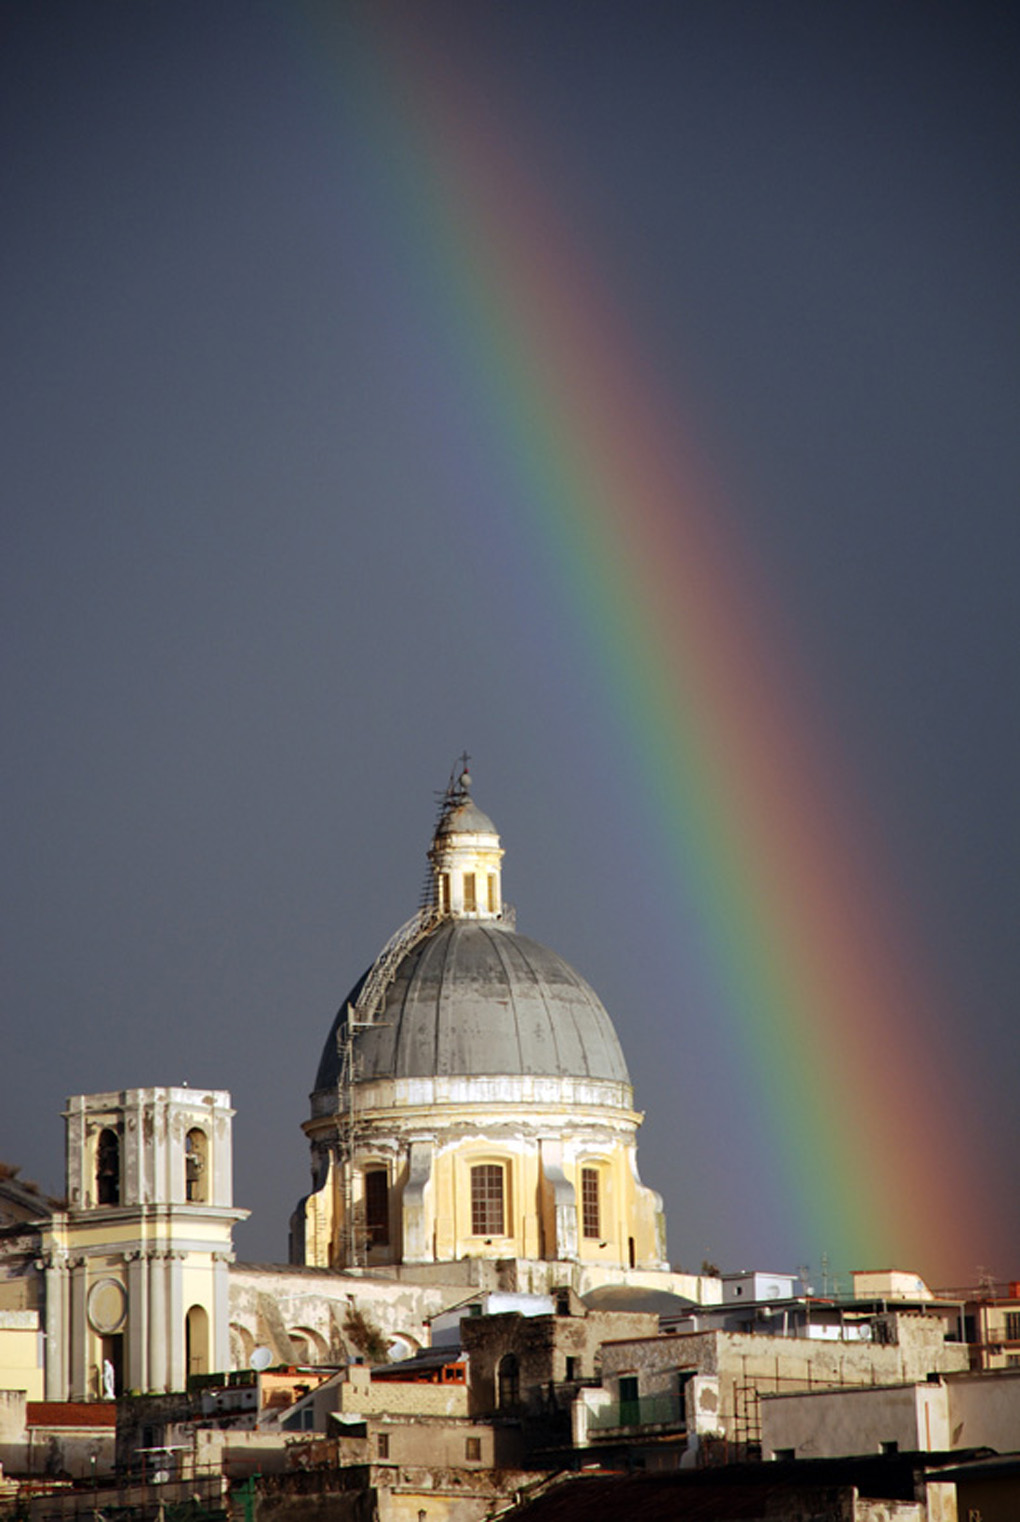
[587,1391,684,1434]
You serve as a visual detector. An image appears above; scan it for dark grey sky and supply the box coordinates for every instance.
[2,1,1017,1287]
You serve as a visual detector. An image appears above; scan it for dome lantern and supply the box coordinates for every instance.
[428,760,504,920]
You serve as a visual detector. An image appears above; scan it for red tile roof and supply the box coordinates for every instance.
[27,1403,117,1428]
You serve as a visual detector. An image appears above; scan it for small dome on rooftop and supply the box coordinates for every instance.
[432,766,497,837]
[434,796,498,836]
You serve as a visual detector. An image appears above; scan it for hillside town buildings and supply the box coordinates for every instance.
[2,768,1017,1518]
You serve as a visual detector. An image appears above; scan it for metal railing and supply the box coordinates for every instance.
[587,1391,684,1432]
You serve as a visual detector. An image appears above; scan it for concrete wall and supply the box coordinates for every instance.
[192,1428,291,1478]
[461,1309,658,1417]
[852,1271,933,1301]
[947,1369,1020,1453]
[339,1366,469,1419]
[760,1382,945,1460]
[360,1415,523,1472]
[761,1369,1020,1461]
[597,1323,968,1447]
[11,1421,116,1480]
[0,1393,117,1480]
[0,1389,27,1474]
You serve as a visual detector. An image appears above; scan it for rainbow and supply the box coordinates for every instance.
[298,5,1000,1283]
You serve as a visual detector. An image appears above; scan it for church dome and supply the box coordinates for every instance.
[296,766,667,1276]
[313,918,629,1094]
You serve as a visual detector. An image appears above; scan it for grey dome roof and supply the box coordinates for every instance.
[314,920,629,1093]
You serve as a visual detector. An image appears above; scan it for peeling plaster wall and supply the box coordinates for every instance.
[228,1265,465,1370]
[461,1309,658,1417]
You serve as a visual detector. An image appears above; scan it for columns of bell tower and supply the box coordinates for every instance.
[58,1087,247,1396]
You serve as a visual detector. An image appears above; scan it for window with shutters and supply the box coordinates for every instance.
[581,1167,601,1239]
[471,1164,505,1236]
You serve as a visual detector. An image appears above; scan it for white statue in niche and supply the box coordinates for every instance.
[102,1358,115,1399]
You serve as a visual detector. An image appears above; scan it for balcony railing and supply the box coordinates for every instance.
[587,1391,684,1433]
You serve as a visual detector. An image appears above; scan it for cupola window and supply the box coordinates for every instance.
[487,874,498,913]
[96,1128,120,1206]
[463,872,477,913]
[470,1163,505,1236]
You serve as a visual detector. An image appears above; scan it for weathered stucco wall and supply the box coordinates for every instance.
[228,1264,464,1368]
[461,1309,658,1417]
[947,1368,1020,1453]
[356,1415,523,1472]
[597,1321,968,1445]
[340,1367,469,1419]
[760,1382,942,1459]
[759,1369,1020,1461]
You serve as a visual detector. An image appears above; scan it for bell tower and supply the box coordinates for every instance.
[43,1087,246,1398]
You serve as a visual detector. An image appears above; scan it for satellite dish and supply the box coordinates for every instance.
[152,1471,170,1486]
[250,1346,273,1371]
